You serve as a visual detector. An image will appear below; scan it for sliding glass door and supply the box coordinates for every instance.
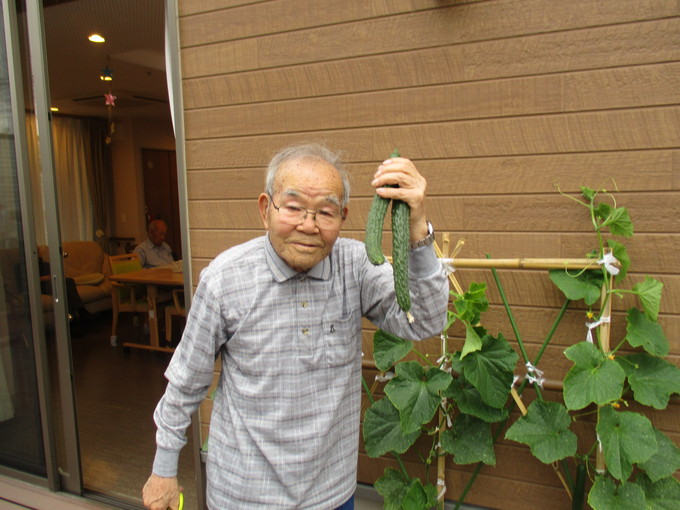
[0,0,47,481]
[0,0,81,494]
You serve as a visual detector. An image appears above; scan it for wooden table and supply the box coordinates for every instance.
[108,266,184,353]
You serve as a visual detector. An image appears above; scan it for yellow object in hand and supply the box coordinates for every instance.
[167,492,183,510]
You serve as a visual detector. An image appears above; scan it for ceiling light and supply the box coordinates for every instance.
[50,107,59,112]
[88,34,105,43]
[100,66,113,81]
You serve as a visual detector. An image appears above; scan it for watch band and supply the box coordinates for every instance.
[409,221,435,249]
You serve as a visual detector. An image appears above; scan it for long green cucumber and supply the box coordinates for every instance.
[364,148,414,322]
[391,197,413,322]
[365,194,390,264]
[571,460,586,510]
[364,149,401,265]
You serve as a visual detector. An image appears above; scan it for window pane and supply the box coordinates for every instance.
[0,0,47,477]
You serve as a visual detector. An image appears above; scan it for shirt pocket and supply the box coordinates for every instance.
[322,312,360,367]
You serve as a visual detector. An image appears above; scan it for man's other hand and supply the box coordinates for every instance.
[142,473,182,510]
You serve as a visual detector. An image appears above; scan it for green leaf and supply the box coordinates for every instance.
[549,269,603,306]
[597,406,658,481]
[454,333,518,409]
[633,276,663,321]
[453,282,488,324]
[385,361,452,434]
[363,397,420,457]
[563,342,625,410]
[504,400,577,464]
[445,307,458,330]
[625,308,669,357]
[374,468,409,510]
[402,479,437,510]
[636,473,680,510]
[443,377,509,423]
[441,414,496,465]
[619,353,680,409]
[581,186,596,201]
[638,429,680,483]
[608,239,630,280]
[459,323,483,359]
[601,206,634,237]
[373,329,414,372]
[588,477,646,510]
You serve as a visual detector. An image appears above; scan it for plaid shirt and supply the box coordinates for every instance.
[152,235,449,509]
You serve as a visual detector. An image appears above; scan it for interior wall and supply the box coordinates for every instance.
[110,116,175,245]
[176,1,680,508]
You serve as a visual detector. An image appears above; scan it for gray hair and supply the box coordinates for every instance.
[265,143,351,207]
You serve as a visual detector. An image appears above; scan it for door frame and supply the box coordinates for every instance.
[24,0,83,494]
[0,0,81,494]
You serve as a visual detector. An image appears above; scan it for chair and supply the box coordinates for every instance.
[165,289,186,346]
[108,253,148,347]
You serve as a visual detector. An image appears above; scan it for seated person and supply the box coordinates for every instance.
[134,219,175,269]
[39,257,90,336]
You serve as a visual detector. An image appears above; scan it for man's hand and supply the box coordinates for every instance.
[142,473,182,510]
[372,156,429,242]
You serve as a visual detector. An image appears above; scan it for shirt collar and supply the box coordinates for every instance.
[264,234,331,282]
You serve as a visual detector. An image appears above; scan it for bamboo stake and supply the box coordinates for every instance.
[449,258,598,270]
[436,234,451,509]
[386,256,598,271]
[596,276,614,475]
[433,239,464,295]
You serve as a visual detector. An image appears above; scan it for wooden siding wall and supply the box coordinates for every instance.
[178,0,680,508]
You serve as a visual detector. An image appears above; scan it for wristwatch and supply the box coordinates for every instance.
[409,221,435,249]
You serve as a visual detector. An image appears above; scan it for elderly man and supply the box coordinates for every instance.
[142,144,449,509]
[135,219,175,268]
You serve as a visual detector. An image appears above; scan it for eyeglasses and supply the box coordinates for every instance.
[269,195,345,228]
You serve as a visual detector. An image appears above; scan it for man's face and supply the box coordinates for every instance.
[258,157,347,273]
[149,223,167,246]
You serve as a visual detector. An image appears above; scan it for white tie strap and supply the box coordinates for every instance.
[598,252,620,276]
[586,316,611,343]
[375,372,395,382]
[439,257,456,275]
[525,361,545,388]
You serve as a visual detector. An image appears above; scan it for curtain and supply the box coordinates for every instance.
[26,114,110,247]
[83,118,112,253]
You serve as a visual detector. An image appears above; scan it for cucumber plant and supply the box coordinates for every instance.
[505,185,680,509]
[361,184,680,510]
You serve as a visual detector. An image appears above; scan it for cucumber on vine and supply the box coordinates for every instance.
[572,460,587,510]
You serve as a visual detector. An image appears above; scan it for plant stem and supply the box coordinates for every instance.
[361,375,375,405]
[488,255,543,399]
[452,462,483,510]
[535,299,571,365]
[413,348,436,367]
[487,255,527,361]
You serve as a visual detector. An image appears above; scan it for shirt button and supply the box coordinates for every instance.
[302,328,309,335]
[301,301,308,308]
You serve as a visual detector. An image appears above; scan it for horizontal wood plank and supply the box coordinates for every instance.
[180,1,679,78]
[184,63,680,139]
[180,0,467,47]
[185,106,680,168]
[186,150,677,200]
[179,0,267,17]
[188,191,680,234]
[183,19,680,108]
